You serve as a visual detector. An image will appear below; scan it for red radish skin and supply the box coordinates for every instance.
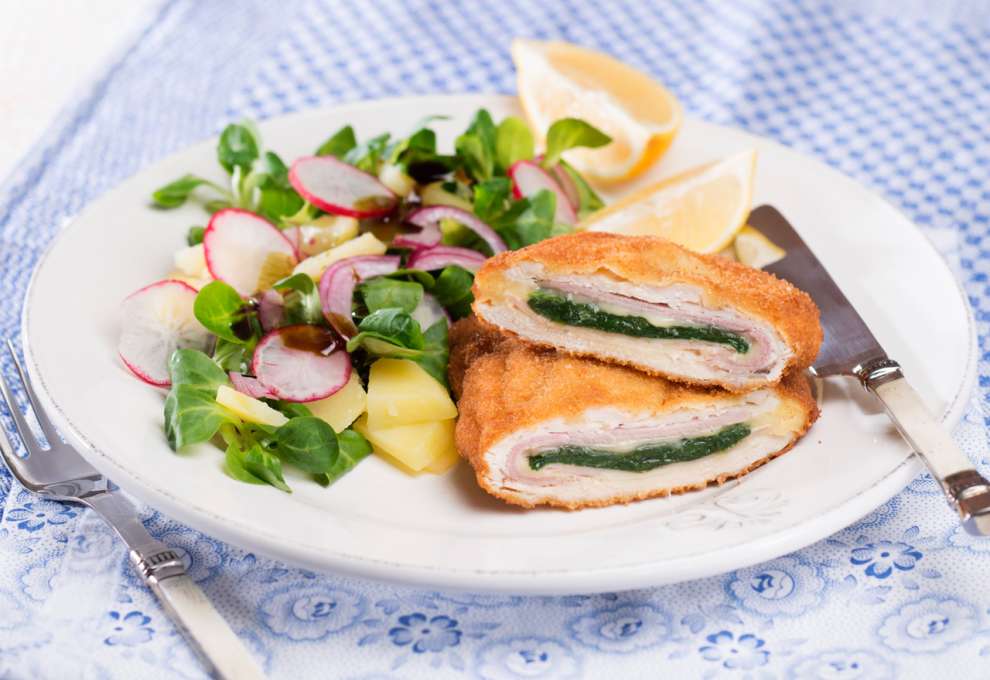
[407,245,487,273]
[289,155,397,219]
[403,205,507,254]
[507,160,577,225]
[118,279,212,387]
[551,164,581,212]
[203,209,297,296]
[229,372,276,399]
[318,255,401,336]
[252,325,352,402]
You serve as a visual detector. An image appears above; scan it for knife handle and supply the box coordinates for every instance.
[84,492,266,679]
[860,359,990,535]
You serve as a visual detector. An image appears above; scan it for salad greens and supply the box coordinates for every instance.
[148,107,612,491]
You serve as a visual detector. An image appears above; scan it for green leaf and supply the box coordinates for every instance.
[414,321,450,386]
[360,278,424,314]
[273,273,324,326]
[389,127,456,182]
[455,109,497,182]
[316,125,358,158]
[217,123,260,174]
[472,177,512,222]
[224,444,267,485]
[193,281,253,343]
[274,416,339,473]
[151,175,225,209]
[558,159,604,216]
[268,401,313,419]
[429,265,474,308]
[318,428,373,484]
[257,188,304,223]
[491,190,556,249]
[351,308,425,350]
[495,116,535,172]
[204,198,232,214]
[186,225,205,246]
[241,443,291,492]
[168,349,230,392]
[212,338,249,373]
[542,118,612,168]
[164,384,230,449]
[344,132,391,174]
[346,318,449,386]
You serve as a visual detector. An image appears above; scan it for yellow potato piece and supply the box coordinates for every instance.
[353,414,456,473]
[173,244,208,278]
[216,385,288,427]
[423,441,461,475]
[292,232,386,281]
[419,181,473,211]
[295,215,360,257]
[306,372,367,433]
[366,359,457,429]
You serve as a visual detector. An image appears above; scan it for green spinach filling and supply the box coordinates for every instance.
[527,289,749,353]
[528,423,751,472]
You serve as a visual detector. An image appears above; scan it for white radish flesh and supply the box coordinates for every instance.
[203,209,297,296]
[289,155,397,219]
[252,325,352,402]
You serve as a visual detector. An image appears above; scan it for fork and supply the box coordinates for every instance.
[0,340,265,680]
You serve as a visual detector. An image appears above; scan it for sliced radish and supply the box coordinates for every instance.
[411,293,450,329]
[256,289,284,331]
[408,245,487,273]
[318,255,401,336]
[551,164,581,213]
[507,160,577,225]
[403,205,507,254]
[289,155,397,219]
[229,372,275,399]
[252,325,352,402]
[203,209,297,296]
[118,279,212,387]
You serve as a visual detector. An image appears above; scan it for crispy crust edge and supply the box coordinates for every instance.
[454,347,819,510]
[473,231,823,383]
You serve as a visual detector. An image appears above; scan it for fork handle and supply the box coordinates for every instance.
[859,359,990,535]
[85,492,266,679]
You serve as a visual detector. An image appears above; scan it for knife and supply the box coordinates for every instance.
[749,205,990,535]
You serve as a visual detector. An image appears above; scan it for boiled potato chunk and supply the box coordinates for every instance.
[292,232,386,280]
[295,215,360,256]
[366,359,457,429]
[354,414,456,473]
[306,372,367,433]
[216,386,288,427]
[423,442,461,474]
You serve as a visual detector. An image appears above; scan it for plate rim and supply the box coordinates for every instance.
[19,93,979,594]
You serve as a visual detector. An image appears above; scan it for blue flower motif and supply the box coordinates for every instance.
[104,610,153,646]
[475,636,581,680]
[259,582,364,641]
[849,540,922,579]
[6,500,77,532]
[726,555,825,617]
[699,630,770,670]
[388,612,462,653]
[877,595,978,653]
[567,604,671,653]
[157,529,224,582]
[787,648,895,679]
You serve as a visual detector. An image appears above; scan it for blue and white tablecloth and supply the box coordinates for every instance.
[2,1,990,678]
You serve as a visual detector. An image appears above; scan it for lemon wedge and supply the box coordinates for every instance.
[580,150,757,253]
[734,225,786,269]
[512,39,682,183]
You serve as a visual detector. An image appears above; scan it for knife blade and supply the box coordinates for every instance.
[748,205,990,535]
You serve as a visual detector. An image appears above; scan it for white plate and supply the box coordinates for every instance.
[22,95,975,594]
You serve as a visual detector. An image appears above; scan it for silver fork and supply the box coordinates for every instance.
[0,340,265,680]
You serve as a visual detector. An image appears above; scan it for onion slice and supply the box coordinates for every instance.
[256,289,284,331]
[402,205,506,254]
[318,255,401,336]
[251,325,351,402]
[408,245,487,273]
[229,372,275,399]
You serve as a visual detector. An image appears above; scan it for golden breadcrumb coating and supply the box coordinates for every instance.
[472,231,823,388]
[451,333,819,510]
